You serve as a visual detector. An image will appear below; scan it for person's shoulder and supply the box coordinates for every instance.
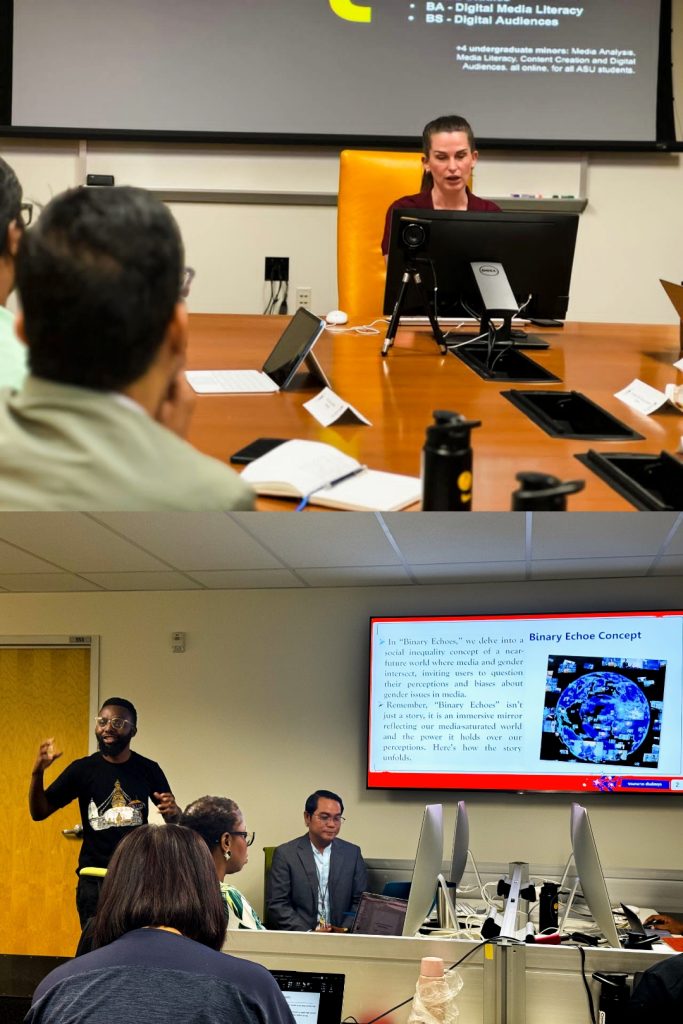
[391,192,432,209]
[334,836,363,854]
[124,416,256,511]
[274,834,308,854]
[468,192,501,212]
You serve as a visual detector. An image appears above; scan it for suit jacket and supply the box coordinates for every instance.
[0,376,254,510]
[267,834,367,931]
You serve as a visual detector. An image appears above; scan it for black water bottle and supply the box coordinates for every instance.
[511,471,585,510]
[421,410,481,511]
[592,973,630,1024]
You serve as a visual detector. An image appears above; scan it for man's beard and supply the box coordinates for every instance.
[97,734,130,758]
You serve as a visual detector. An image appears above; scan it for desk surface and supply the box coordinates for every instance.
[186,315,682,511]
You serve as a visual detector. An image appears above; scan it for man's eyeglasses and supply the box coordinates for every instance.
[314,813,345,824]
[229,831,255,846]
[94,716,132,731]
[180,266,195,299]
[18,203,33,227]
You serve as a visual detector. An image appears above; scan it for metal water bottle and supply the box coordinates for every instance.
[511,471,585,510]
[592,972,630,1024]
[421,410,481,511]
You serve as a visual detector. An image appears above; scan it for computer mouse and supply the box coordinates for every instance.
[325,309,348,325]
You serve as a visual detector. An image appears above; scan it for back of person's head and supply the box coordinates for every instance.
[15,185,184,390]
[180,795,242,848]
[421,114,476,155]
[91,824,226,950]
[0,157,23,258]
[304,789,344,815]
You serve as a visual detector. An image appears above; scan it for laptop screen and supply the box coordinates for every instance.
[270,970,345,1024]
[350,891,408,935]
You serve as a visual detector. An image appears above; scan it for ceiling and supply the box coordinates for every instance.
[0,511,680,593]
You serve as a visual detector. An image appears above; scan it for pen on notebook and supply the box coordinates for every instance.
[295,465,367,511]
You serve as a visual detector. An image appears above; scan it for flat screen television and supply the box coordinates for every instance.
[383,210,579,327]
[368,610,683,793]
[1,1,675,149]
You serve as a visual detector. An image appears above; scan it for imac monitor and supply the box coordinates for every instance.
[570,802,621,948]
[450,800,470,886]
[402,803,444,936]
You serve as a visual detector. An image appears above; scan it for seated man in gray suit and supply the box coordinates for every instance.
[267,789,367,931]
[0,185,254,510]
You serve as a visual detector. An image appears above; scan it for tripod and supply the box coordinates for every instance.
[381,261,447,357]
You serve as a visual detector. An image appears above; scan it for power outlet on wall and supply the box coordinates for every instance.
[265,257,289,282]
[296,287,312,309]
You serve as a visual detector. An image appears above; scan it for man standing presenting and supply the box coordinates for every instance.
[29,697,180,924]
[267,790,367,931]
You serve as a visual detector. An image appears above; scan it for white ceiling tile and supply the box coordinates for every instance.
[0,573,102,592]
[295,566,412,587]
[93,512,283,570]
[382,512,526,564]
[185,569,305,589]
[0,514,167,571]
[529,557,652,580]
[236,513,402,567]
[79,572,203,591]
[411,562,526,583]
[0,539,63,573]
[530,512,679,560]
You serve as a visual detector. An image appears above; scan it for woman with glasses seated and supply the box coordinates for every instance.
[181,795,265,931]
[27,825,292,1024]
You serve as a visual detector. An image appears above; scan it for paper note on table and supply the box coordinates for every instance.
[614,379,668,416]
[303,387,371,427]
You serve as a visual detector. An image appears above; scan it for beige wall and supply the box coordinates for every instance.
[7,572,683,915]
[1,1,683,324]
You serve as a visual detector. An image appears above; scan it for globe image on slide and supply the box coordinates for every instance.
[554,671,650,763]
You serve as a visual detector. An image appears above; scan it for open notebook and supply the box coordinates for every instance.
[186,307,327,394]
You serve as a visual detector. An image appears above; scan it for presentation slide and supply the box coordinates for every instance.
[368,611,683,792]
[9,0,664,143]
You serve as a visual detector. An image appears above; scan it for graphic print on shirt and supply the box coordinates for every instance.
[87,779,144,831]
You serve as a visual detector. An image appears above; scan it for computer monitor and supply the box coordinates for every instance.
[402,803,443,937]
[384,209,578,324]
[383,209,579,380]
[570,802,621,948]
[449,800,470,887]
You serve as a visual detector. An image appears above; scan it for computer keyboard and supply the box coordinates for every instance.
[185,369,279,394]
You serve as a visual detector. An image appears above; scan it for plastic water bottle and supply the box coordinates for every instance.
[407,956,461,1024]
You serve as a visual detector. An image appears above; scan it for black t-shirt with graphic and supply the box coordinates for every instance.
[44,751,171,870]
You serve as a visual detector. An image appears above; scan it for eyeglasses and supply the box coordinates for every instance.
[180,266,195,299]
[314,813,345,824]
[94,716,132,731]
[229,831,255,846]
[17,202,33,227]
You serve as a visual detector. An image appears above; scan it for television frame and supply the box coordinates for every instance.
[368,609,683,794]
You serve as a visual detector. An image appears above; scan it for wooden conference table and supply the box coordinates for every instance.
[186,314,683,511]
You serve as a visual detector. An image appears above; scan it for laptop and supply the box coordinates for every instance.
[350,891,408,936]
[620,903,671,939]
[270,969,345,1024]
[186,306,328,394]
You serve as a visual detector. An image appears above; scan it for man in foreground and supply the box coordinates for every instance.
[0,185,254,509]
[29,697,180,924]
[267,789,367,931]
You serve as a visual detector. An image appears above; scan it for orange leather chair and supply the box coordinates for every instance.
[336,150,424,322]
